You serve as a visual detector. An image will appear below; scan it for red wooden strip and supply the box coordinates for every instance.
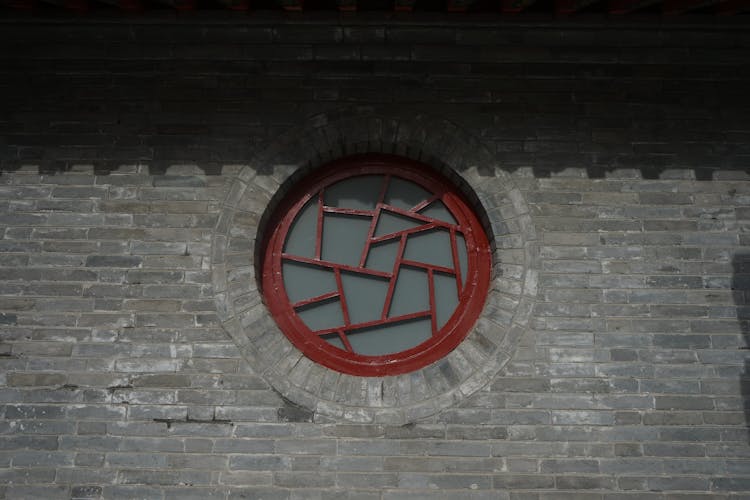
[428,268,437,336]
[381,203,458,229]
[292,290,339,309]
[369,221,439,244]
[315,190,324,260]
[314,309,431,336]
[323,206,375,217]
[335,268,351,326]
[282,254,392,279]
[381,234,406,320]
[411,194,441,213]
[450,228,463,297]
[359,176,390,267]
[400,259,455,276]
[338,330,354,352]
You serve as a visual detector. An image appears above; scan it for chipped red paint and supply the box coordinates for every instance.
[261,154,492,376]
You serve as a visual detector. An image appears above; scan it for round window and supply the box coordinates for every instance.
[261,154,491,376]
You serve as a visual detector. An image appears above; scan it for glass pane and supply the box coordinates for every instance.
[403,229,454,269]
[282,261,336,303]
[365,240,400,273]
[388,267,429,318]
[340,272,389,324]
[323,175,383,210]
[434,272,458,329]
[283,198,317,258]
[419,199,457,225]
[321,213,371,266]
[384,177,431,210]
[457,232,468,288]
[321,333,345,350]
[345,317,432,356]
[374,211,424,237]
[297,298,344,332]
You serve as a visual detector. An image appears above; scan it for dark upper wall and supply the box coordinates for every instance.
[1,16,749,179]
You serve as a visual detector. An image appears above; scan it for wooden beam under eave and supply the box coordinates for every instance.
[447,0,475,11]
[393,0,416,11]
[37,0,88,11]
[1,0,33,8]
[119,0,142,10]
[717,0,750,13]
[152,0,196,9]
[279,0,302,10]
[337,0,356,11]
[97,0,142,12]
[609,0,660,14]
[502,0,536,13]
[216,0,250,10]
[555,0,599,14]
[68,0,87,10]
[663,0,722,14]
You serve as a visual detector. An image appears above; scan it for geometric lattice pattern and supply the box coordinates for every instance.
[262,155,492,377]
[282,174,470,356]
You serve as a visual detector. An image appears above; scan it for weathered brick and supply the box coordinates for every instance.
[1,18,749,500]
[85,255,142,268]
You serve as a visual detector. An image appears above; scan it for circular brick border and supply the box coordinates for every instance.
[211,111,539,424]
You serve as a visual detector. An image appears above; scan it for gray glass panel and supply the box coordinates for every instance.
[340,272,389,324]
[434,272,458,329]
[388,267,429,318]
[321,213,371,266]
[324,175,383,210]
[384,177,431,210]
[403,229,454,269]
[284,198,317,258]
[419,199,457,225]
[282,261,336,303]
[346,317,432,356]
[374,211,424,237]
[322,333,345,350]
[457,232,468,288]
[365,240,400,273]
[297,298,344,332]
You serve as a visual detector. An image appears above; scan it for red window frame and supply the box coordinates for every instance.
[261,154,492,376]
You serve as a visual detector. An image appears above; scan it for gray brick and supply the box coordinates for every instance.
[711,477,750,491]
[556,475,617,490]
[493,474,555,489]
[230,455,290,471]
[85,255,142,268]
[11,451,75,467]
[71,485,102,499]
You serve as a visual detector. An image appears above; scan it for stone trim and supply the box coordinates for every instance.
[211,110,539,423]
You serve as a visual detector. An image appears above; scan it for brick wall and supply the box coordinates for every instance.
[1,16,749,499]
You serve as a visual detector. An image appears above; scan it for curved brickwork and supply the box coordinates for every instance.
[211,112,539,423]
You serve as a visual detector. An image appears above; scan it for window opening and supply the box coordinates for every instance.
[261,155,491,376]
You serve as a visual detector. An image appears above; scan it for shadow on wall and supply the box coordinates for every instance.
[2,159,750,181]
[0,108,749,180]
[733,254,750,444]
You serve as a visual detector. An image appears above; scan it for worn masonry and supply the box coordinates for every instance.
[0,16,749,500]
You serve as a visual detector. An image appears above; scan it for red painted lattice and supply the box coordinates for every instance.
[261,154,491,376]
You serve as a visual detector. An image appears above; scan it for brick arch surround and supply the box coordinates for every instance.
[211,111,539,423]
